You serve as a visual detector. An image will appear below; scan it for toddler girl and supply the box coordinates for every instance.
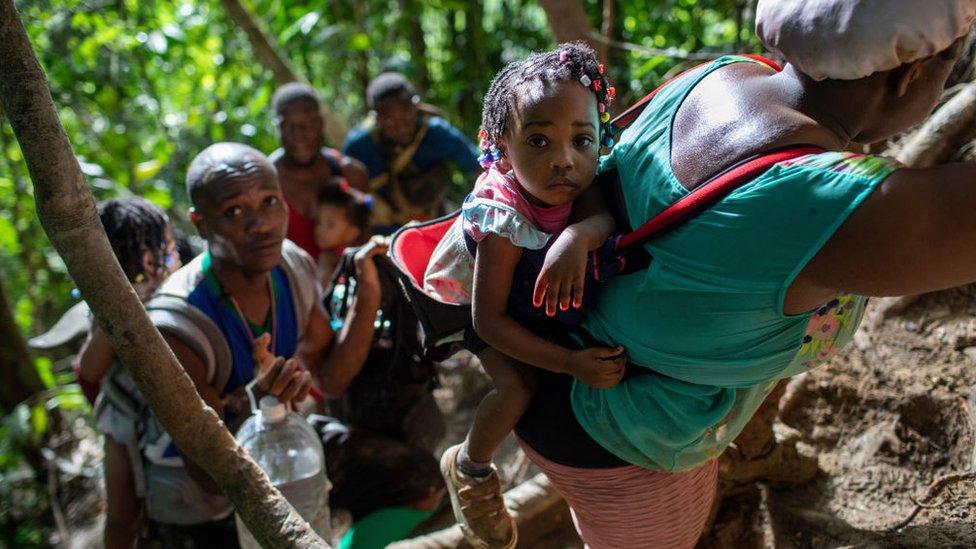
[424,43,626,548]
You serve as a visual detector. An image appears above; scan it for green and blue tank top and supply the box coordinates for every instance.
[574,56,900,471]
[191,251,299,396]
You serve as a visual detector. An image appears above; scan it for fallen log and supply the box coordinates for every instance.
[390,473,571,548]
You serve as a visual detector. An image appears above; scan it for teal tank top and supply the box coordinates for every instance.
[574,56,900,471]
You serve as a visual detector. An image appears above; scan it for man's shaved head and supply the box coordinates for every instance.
[186,142,277,209]
[271,82,321,116]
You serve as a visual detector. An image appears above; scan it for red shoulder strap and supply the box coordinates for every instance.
[610,54,783,132]
[615,145,823,251]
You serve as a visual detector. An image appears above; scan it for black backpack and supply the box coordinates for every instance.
[323,249,438,399]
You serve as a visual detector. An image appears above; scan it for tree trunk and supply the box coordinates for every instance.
[218,0,347,146]
[398,0,430,93]
[538,0,606,61]
[600,0,614,55]
[0,277,44,412]
[0,2,327,547]
[441,0,490,132]
[891,80,976,168]
[352,0,371,102]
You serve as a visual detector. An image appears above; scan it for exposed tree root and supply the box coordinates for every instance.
[390,473,566,548]
[884,470,976,532]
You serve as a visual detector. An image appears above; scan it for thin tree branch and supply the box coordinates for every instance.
[600,0,614,64]
[538,0,606,59]
[885,470,976,531]
[218,0,347,145]
[590,32,732,62]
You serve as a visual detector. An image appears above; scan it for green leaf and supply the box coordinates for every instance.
[134,158,163,181]
[15,297,33,335]
[50,390,88,412]
[34,357,55,390]
[29,403,48,440]
[349,33,371,52]
[0,214,20,255]
[281,11,320,43]
[143,184,173,210]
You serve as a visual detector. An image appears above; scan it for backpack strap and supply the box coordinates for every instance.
[279,239,319,341]
[615,145,824,252]
[321,147,344,176]
[610,54,783,133]
[146,295,233,394]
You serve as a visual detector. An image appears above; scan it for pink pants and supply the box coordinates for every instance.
[519,440,718,549]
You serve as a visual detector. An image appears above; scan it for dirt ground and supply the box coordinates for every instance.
[699,285,976,548]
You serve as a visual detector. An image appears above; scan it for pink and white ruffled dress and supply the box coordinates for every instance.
[423,167,572,308]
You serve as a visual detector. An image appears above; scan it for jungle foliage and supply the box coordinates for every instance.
[0,1,758,545]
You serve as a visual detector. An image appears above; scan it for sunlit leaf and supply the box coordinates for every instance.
[77,159,104,177]
[349,33,371,51]
[34,357,55,390]
[143,184,173,210]
[135,159,163,181]
[147,30,168,54]
[0,215,19,255]
[281,11,320,43]
[29,404,47,440]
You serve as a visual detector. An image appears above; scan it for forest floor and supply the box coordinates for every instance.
[49,285,976,548]
[700,286,976,548]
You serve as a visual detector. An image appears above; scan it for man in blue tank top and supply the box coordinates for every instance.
[138,142,390,545]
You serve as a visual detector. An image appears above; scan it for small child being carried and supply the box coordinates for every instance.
[424,42,625,549]
[313,181,371,286]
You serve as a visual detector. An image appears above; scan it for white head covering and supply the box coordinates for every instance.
[756,0,976,80]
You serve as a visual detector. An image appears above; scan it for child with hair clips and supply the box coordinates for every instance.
[423,43,625,548]
[313,181,372,286]
[76,197,181,548]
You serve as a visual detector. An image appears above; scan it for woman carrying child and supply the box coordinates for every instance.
[76,197,181,548]
[492,2,976,548]
[423,43,625,549]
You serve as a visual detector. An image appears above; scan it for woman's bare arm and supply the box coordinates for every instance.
[787,162,976,313]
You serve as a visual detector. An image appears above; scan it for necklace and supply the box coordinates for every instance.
[227,273,277,358]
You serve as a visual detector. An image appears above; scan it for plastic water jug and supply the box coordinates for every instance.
[235,396,331,547]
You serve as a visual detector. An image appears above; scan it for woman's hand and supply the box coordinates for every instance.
[565,346,626,388]
[534,228,590,316]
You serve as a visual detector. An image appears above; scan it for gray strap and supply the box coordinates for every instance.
[28,301,92,350]
[280,240,320,339]
[97,368,141,419]
[146,296,232,394]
